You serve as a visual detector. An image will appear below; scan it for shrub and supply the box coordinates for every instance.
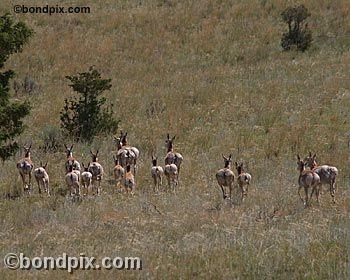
[13,76,40,96]
[0,14,32,161]
[38,126,64,153]
[60,66,120,142]
[281,5,312,52]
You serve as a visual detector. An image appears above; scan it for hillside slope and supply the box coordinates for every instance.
[1,1,350,279]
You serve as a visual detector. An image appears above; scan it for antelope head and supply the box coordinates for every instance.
[222,154,232,168]
[64,144,74,158]
[90,150,99,162]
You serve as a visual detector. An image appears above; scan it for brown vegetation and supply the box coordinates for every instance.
[1,0,350,278]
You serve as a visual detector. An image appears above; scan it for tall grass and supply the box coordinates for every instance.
[1,0,350,278]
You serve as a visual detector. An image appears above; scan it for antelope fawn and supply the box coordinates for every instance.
[65,161,80,196]
[113,155,125,191]
[304,152,338,204]
[235,162,252,202]
[123,165,135,195]
[164,134,183,178]
[16,144,34,195]
[81,162,93,195]
[88,150,104,195]
[151,156,164,192]
[216,154,235,200]
[64,144,81,178]
[33,161,50,196]
[297,155,321,206]
[164,160,178,193]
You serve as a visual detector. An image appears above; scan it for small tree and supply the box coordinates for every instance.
[60,66,120,142]
[0,14,32,161]
[281,5,312,51]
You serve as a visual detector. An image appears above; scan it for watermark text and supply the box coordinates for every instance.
[13,5,91,15]
[4,253,142,273]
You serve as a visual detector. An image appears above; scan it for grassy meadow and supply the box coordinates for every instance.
[1,0,350,278]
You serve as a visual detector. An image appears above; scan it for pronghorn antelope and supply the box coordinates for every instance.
[113,155,125,190]
[164,134,183,177]
[88,150,104,195]
[120,131,140,159]
[81,162,93,195]
[235,162,252,202]
[114,132,139,174]
[151,156,164,192]
[115,131,140,176]
[123,165,135,195]
[164,159,178,193]
[115,144,134,172]
[64,144,81,177]
[216,154,235,200]
[304,152,338,204]
[33,161,50,196]
[65,161,80,196]
[16,144,34,194]
[297,155,321,206]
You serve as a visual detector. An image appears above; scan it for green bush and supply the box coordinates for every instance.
[281,5,312,52]
[0,14,32,161]
[38,126,64,153]
[60,66,120,142]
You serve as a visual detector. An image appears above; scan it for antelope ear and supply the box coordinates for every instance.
[29,143,32,150]
[309,151,312,157]
[96,149,99,156]
[229,154,232,160]
[70,144,73,150]
[235,162,238,167]
[125,132,128,137]
[167,133,170,140]
[90,150,93,155]
[313,154,316,159]
[40,161,43,167]
[64,144,68,149]
[222,154,226,160]
[297,155,301,160]
[172,135,176,141]
[44,161,48,169]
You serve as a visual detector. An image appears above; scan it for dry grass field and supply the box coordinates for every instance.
[1,0,350,279]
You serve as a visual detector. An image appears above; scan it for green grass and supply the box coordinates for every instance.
[1,0,350,278]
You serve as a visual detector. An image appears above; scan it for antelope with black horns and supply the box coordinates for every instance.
[16,144,34,195]
[297,155,321,207]
[216,154,235,200]
[164,133,183,179]
[304,152,338,204]
[88,150,104,195]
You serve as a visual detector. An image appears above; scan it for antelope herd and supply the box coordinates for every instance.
[15,133,339,207]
